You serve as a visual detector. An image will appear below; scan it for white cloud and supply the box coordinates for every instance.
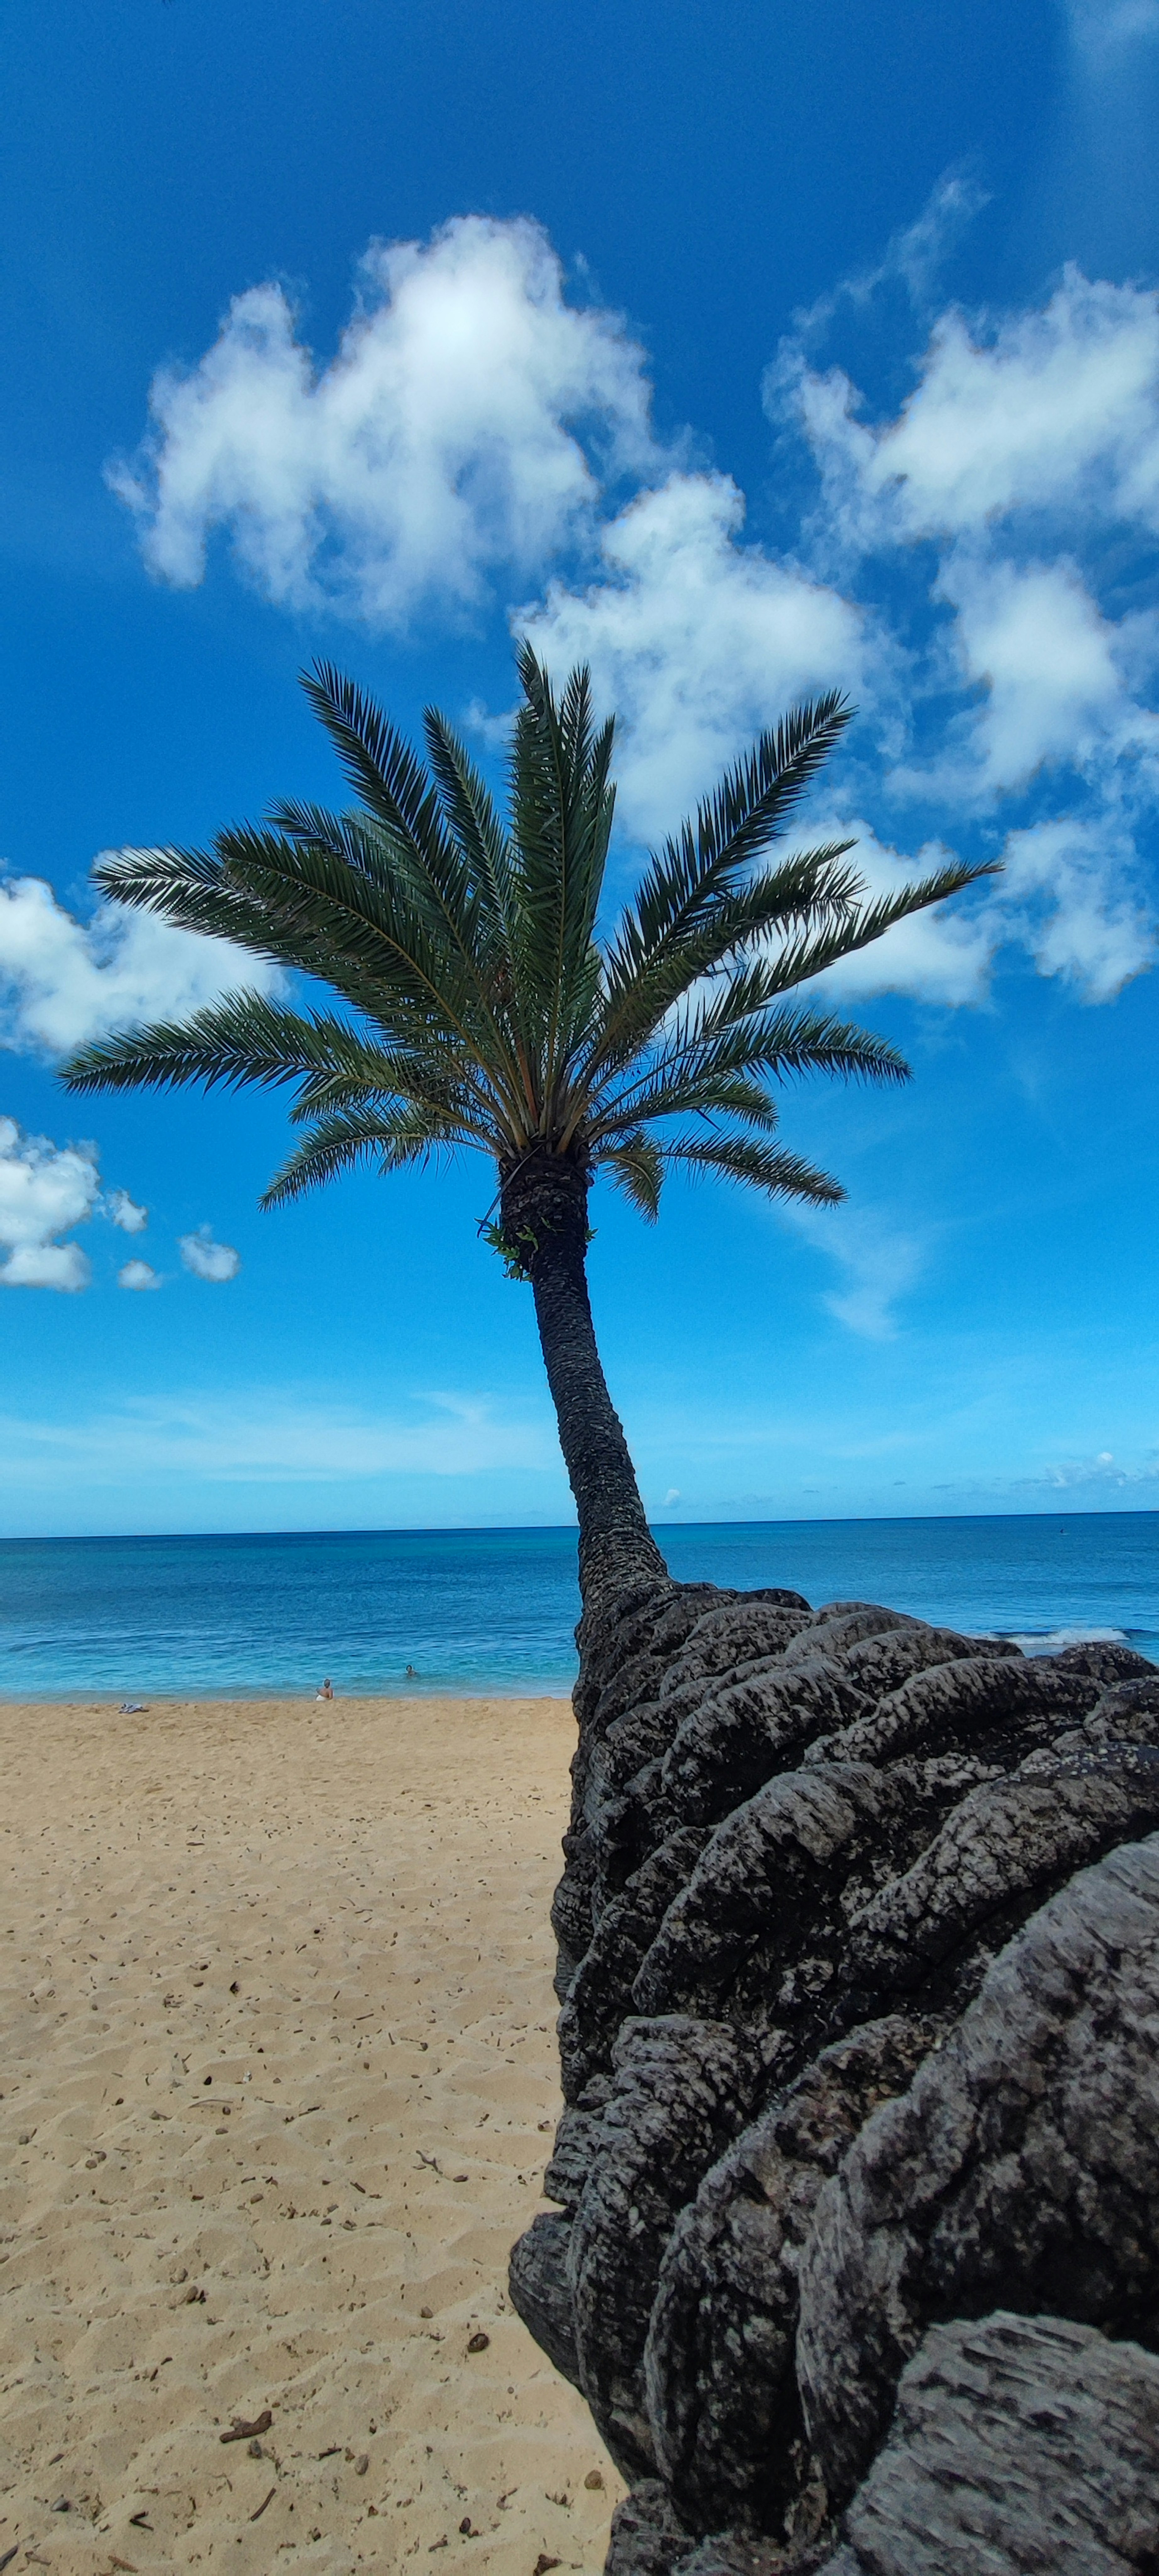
[933,552,1157,792]
[3,1239,91,1291]
[179,1226,240,1283]
[1000,816,1156,997]
[107,1188,148,1233]
[0,1117,98,1291]
[761,252,1159,1006]
[809,821,997,1005]
[0,870,282,1059]
[111,210,1155,1024]
[777,267,1159,550]
[119,1258,162,1291]
[783,1201,929,1338]
[1,1386,555,1485]
[1036,1445,1159,1489]
[810,812,1154,1007]
[517,472,865,840]
[110,215,662,627]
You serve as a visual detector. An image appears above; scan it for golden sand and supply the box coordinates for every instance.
[0,1693,624,2573]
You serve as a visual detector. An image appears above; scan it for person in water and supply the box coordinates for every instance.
[316,1677,334,1702]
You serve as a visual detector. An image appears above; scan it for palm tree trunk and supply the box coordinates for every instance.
[500,1148,667,1612]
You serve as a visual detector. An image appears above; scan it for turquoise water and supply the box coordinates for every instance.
[1,1513,1156,1698]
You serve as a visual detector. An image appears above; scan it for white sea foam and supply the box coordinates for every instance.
[998,1624,1129,1656]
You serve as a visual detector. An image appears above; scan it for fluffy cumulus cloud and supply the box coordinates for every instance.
[109,216,662,626]
[110,206,1158,1018]
[808,821,996,1006]
[999,816,1156,999]
[933,553,1151,792]
[0,1117,100,1291]
[107,1188,148,1233]
[0,870,281,1058]
[0,1117,159,1291]
[179,1226,240,1283]
[778,268,1159,551]
[762,253,1159,1002]
[517,473,865,841]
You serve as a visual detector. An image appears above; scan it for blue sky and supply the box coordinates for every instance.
[2,0,1157,1537]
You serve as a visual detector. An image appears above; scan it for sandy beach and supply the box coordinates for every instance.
[0,1693,623,2574]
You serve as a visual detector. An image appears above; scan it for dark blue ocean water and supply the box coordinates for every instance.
[1,1514,1156,1698]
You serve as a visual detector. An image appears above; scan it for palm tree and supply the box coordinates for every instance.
[63,649,990,1611]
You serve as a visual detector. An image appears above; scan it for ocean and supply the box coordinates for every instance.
[1,1512,1156,1699]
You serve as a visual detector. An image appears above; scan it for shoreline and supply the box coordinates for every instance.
[0,1689,578,1708]
[0,1691,620,2572]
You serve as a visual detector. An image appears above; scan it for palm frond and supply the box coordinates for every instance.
[62,991,347,1096]
[259,1102,463,1209]
[601,1130,664,1220]
[75,652,991,1254]
[422,709,516,946]
[601,693,852,997]
[660,1135,845,1205]
[589,840,861,1079]
[759,854,1000,995]
[508,647,615,1089]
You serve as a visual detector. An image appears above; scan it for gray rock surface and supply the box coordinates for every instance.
[509,1577,1159,2572]
[645,2016,936,2533]
[813,2311,1159,2576]
[797,1832,1159,2502]
[569,2014,763,2478]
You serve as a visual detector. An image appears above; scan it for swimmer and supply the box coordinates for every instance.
[316,1677,334,1702]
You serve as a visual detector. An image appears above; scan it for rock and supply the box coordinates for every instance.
[813,2311,1159,2576]
[645,2017,937,2534]
[543,2096,610,2211]
[835,1749,1159,2031]
[659,1662,872,1834]
[559,1829,710,2100]
[512,1573,1159,2576]
[678,2542,791,2576]
[632,1767,911,2040]
[796,1833,1159,2504]
[658,1601,812,1699]
[569,2016,763,2479]
[1053,1640,1157,1686]
[804,1648,1091,1777]
[509,2209,581,2388]
[1086,1675,1159,1745]
[604,2480,694,2576]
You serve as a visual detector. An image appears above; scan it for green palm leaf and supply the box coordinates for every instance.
[62,645,995,1607]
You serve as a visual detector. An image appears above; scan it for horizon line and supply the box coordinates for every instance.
[3,1504,1157,1546]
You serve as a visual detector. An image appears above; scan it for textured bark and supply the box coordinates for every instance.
[814,2312,1159,2576]
[796,1832,1159,2504]
[645,2017,938,2534]
[835,1748,1159,2030]
[508,2208,582,2388]
[568,2014,765,2479]
[501,1146,665,1612]
[559,1828,711,2101]
[509,1580,1159,2573]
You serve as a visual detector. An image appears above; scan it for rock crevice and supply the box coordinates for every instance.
[510,1581,1159,2568]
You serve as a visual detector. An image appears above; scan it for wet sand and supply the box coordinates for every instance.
[0,1693,623,2573]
